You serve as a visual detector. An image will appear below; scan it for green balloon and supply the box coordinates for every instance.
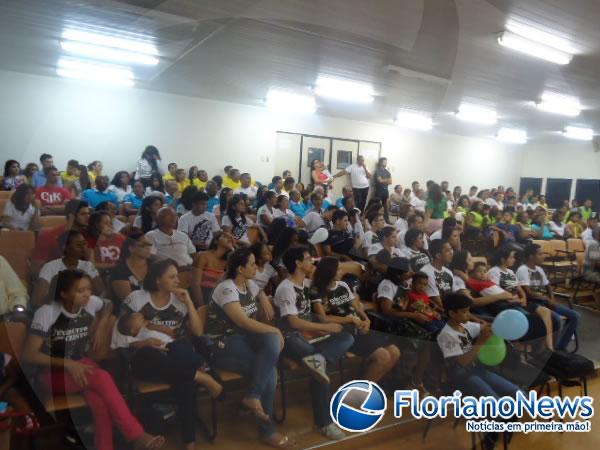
[478,334,507,366]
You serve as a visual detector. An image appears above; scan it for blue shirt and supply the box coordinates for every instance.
[290,201,309,218]
[207,196,219,213]
[496,222,520,241]
[123,193,144,209]
[336,197,345,208]
[32,171,63,188]
[531,223,553,240]
[82,189,119,208]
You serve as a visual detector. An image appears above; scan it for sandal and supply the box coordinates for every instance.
[134,434,165,450]
[262,433,296,449]
[240,402,272,423]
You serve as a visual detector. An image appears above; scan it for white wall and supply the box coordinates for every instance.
[0,69,523,189]
[520,141,600,197]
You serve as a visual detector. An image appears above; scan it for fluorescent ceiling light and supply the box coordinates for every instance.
[56,59,134,87]
[62,28,158,56]
[498,31,572,65]
[395,111,433,131]
[265,89,316,114]
[536,92,581,117]
[314,76,374,103]
[60,41,159,66]
[506,20,576,54]
[563,126,593,141]
[497,127,527,144]
[455,103,497,125]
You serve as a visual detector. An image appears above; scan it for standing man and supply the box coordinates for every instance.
[374,157,392,222]
[333,154,371,212]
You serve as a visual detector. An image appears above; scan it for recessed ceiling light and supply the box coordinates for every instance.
[314,76,374,103]
[265,89,316,114]
[563,126,593,141]
[497,127,527,144]
[395,111,433,131]
[60,41,159,66]
[506,20,576,54]
[455,103,497,125]
[536,92,581,117]
[56,58,134,87]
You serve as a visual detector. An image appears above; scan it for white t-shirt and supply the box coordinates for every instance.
[135,326,173,345]
[253,264,277,290]
[487,266,520,293]
[273,208,295,221]
[107,185,132,202]
[516,264,549,296]
[394,218,408,234]
[273,278,313,319]
[146,229,196,267]
[221,215,254,243]
[485,198,499,208]
[257,205,275,229]
[420,263,457,297]
[430,229,443,241]
[111,289,188,349]
[177,211,220,248]
[548,221,566,237]
[234,185,258,200]
[304,210,325,235]
[363,230,381,249]
[453,275,467,291]
[367,243,403,257]
[113,217,127,233]
[398,230,429,252]
[437,322,481,359]
[2,201,36,230]
[410,197,426,212]
[212,278,260,317]
[582,228,594,247]
[39,258,100,283]
[344,164,370,189]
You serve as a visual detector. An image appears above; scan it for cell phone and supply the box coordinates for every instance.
[307,334,331,344]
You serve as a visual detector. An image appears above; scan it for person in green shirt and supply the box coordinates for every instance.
[425,183,447,234]
[581,199,594,222]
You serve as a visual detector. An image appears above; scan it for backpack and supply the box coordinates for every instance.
[533,350,595,380]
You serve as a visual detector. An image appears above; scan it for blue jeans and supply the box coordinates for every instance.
[212,332,281,438]
[451,365,521,398]
[549,303,581,351]
[283,332,354,427]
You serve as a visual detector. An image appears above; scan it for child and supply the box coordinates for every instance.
[407,272,444,332]
[363,213,386,249]
[117,312,223,399]
[437,293,520,450]
[516,244,581,351]
[467,262,523,316]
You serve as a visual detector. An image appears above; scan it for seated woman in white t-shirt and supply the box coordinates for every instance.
[250,242,279,294]
[273,194,305,228]
[221,194,265,246]
[257,191,277,230]
[1,184,40,231]
[32,229,104,308]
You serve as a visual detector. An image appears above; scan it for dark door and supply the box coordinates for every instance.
[575,179,600,210]
[545,178,572,209]
[519,177,543,197]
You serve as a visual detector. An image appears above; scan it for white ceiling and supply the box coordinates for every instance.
[2,0,600,142]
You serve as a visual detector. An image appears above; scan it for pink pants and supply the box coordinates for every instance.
[39,358,144,450]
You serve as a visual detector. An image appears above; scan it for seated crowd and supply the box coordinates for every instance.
[0,147,598,450]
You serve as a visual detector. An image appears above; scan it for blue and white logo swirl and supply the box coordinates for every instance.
[330,380,387,432]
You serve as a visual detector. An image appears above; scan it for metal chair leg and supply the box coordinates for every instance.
[273,366,287,424]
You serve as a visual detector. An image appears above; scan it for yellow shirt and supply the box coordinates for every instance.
[177,179,192,193]
[163,173,176,182]
[61,172,79,187]
[223,176,241,190]
[193,179,207,190]
[88,171,97,183]
[0,255,28,315]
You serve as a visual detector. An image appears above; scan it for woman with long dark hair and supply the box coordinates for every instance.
[144,173,165,197]
[191,233,234,305]
[88,211,126,270]
[208,248,291,448]
[111,232,153,302]
[25,269,164,450]
[113,259,210,450]
[134,196,163,233]
[213,187,232,221]
[1,183,39,230]
[135,145,163,188]
[23,163,39,185]
[257,191,277,230]
[312,257,400,381]
[221,193,256,245]
[108,171,132,203]
[425,183,446,234]
[2,159,25,190]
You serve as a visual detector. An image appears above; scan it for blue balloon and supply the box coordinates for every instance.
[492,309,529,341]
